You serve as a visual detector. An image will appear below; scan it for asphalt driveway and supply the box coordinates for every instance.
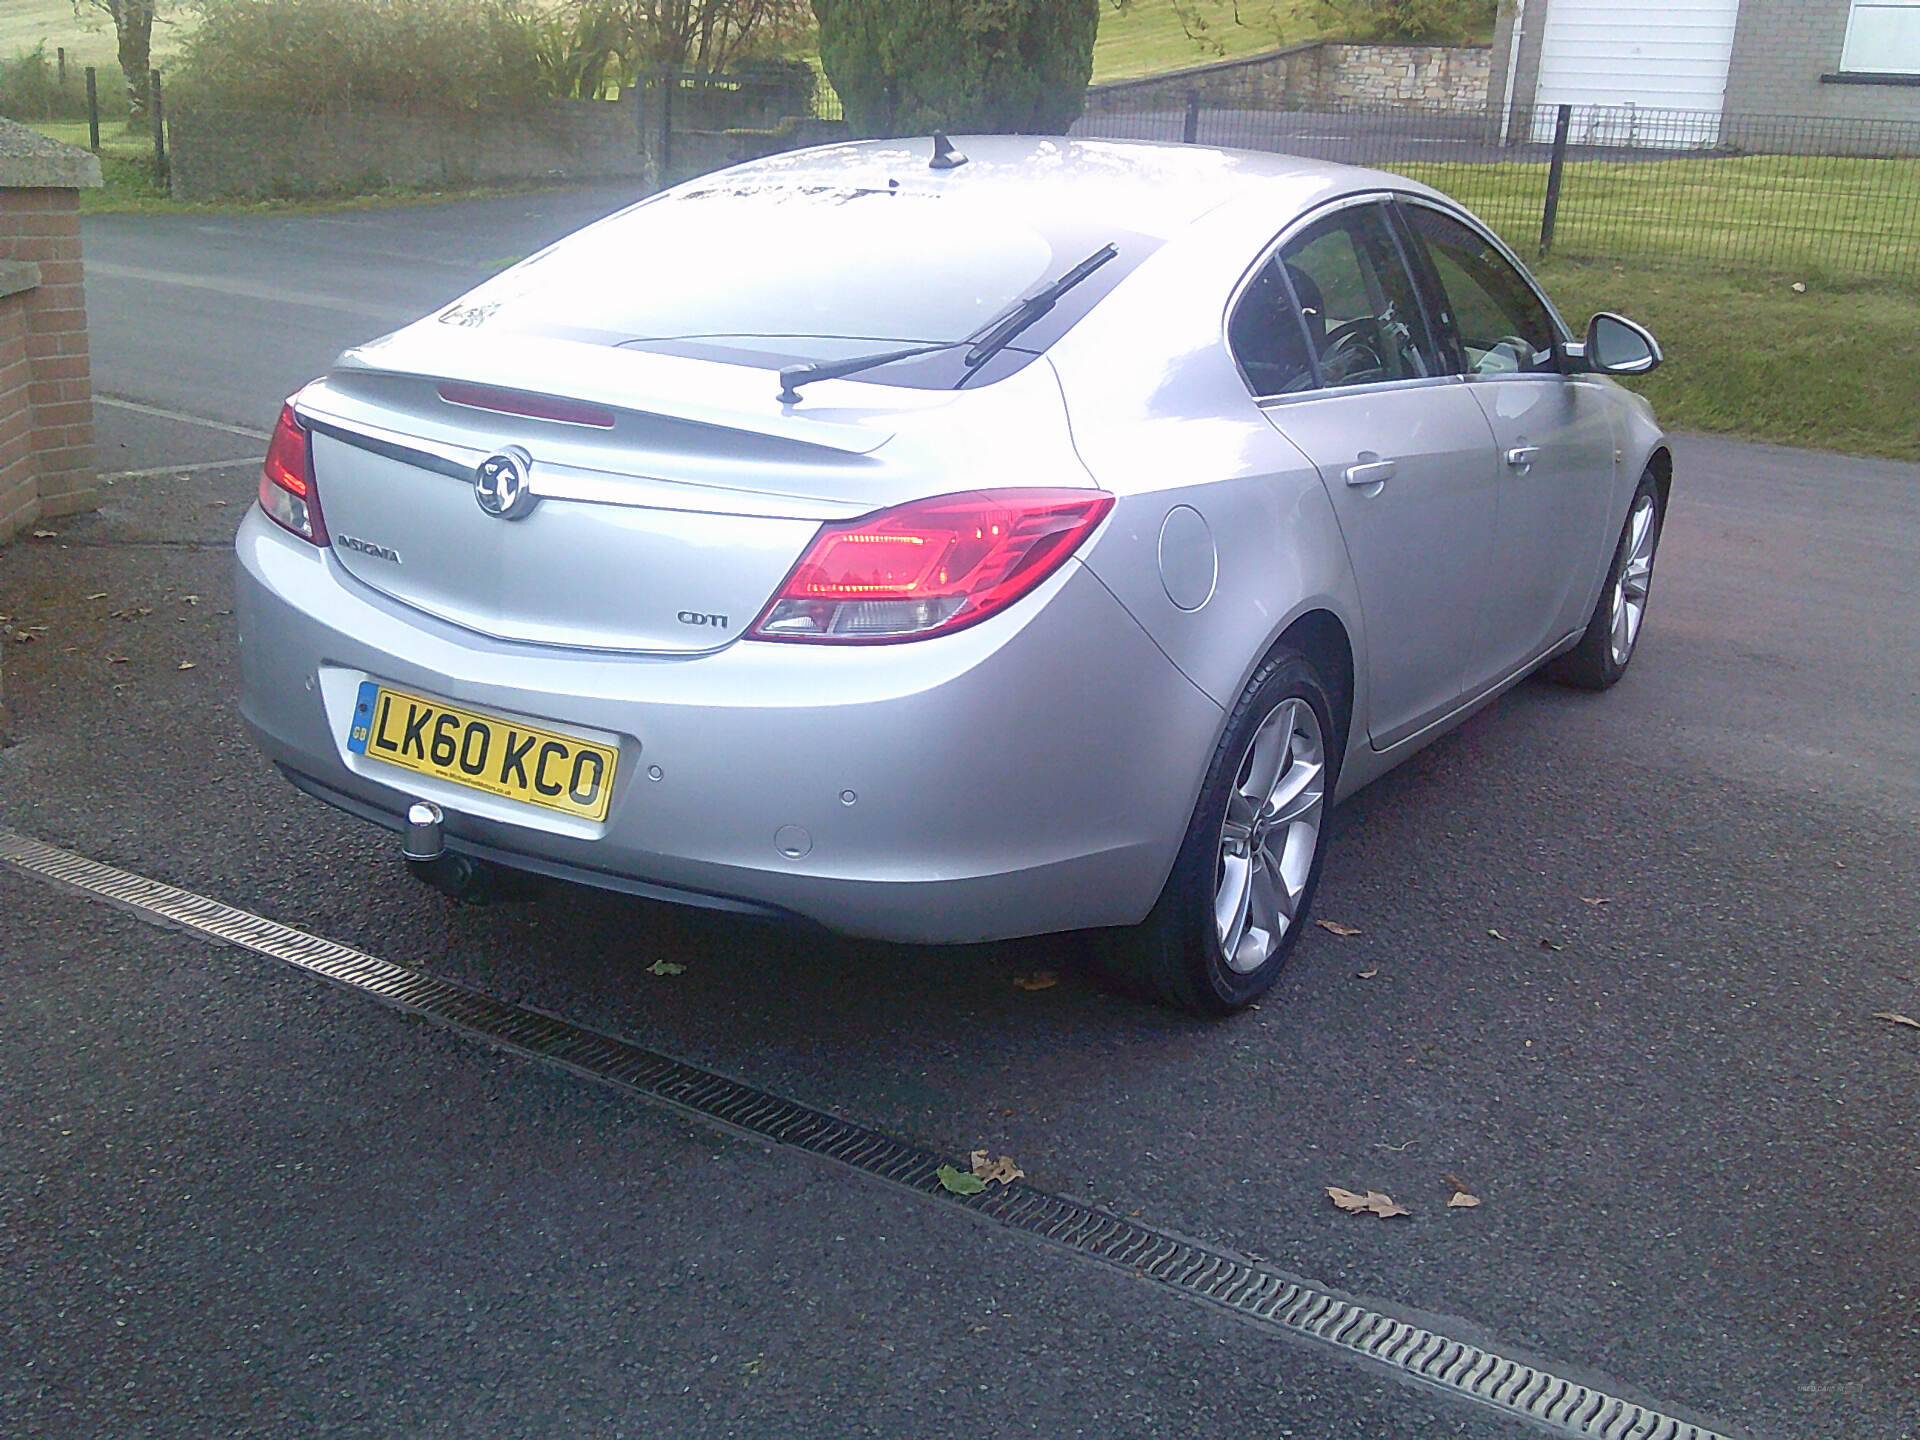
[0,191,1914,1439]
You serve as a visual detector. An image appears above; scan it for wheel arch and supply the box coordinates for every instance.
[1646,443,1673,509]
[1274,607,1355,774]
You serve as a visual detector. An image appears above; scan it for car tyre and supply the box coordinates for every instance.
[1093,648,1340,1016]
[1549,469,1664,691]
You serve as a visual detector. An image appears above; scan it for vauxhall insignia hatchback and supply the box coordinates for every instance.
[235,136,1668,1014]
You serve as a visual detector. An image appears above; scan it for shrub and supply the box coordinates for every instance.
[176,0,817,114]
[0,43,109,123]
[174,0,554,113]
[812,0,1099,137]
[1314,0,1497,44]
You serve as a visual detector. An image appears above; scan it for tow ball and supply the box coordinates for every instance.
[401,801,543,903]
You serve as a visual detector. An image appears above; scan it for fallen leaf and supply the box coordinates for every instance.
[1012,971,1057,992]
[1791,281,1808,293]
[1376,1139,1415,1152]
[177,661,196,671]
[1540,938,1564,951]
[85,592,108,601]
[936,1163,986,1195]
[106,654,129,663]
[1316,920,1363,937]
[645,959,684,976]
[30,529,56,538]
[1488,928,1508,941]
[1580,896,1610,906]
[1326,1187,1411,1218]
[1442,1173,1480,1207]
[1873,1012,1920,1030]
[181,595,199,605]
[11,632,36,645]
[969,1150,1024,1186]
[206,500,229,507]
[1357,967,1378,979]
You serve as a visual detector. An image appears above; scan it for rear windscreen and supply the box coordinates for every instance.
[437,182,1161,390]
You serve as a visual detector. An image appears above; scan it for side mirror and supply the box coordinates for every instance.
[1580,312,1662,375]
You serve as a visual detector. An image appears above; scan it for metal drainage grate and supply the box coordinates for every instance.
[2,829,1737,1440]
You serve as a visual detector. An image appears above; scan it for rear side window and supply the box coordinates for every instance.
[1231,204,1440,398]
[1228,260,1317,396]
[1398,204,1559,377]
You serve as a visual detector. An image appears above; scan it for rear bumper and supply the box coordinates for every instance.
[235,507,1222,944]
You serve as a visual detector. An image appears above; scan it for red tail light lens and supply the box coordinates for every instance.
[750,489,1114,643]
[258,403,328,545]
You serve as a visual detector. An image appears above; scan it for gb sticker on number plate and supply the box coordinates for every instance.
[346,679,618,822]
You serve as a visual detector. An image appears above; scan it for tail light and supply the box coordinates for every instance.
[258,402,328,545]
[749,489,1114,643]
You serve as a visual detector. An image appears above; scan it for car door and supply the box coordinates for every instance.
[1232,198,1501,749]
[1393,199,1617,688]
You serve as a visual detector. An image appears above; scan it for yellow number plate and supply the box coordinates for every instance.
[346,681,617,822]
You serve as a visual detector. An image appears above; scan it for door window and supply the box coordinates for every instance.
[1399,204,1559,378]
[1229,204,1439,396]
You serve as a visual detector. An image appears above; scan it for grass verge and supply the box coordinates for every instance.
[1536,258,1920,462]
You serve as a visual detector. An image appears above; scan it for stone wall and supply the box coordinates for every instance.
[168,96,652,201]
[1083,40,1493,115]
[1312,44,1494,108]
[0,124,100,544]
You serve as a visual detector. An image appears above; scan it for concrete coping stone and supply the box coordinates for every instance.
[0,260,40,299]
[0,118,104,190]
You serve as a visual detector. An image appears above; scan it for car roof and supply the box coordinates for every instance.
[668,134,1435,242]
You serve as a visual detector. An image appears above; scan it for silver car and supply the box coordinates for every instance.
[236,135,1668,1014]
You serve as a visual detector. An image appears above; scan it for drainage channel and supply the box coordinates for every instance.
[2,828,1737,1440]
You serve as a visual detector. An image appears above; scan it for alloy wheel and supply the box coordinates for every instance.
[1609,493,1659,668]
[1214,697,1326,974]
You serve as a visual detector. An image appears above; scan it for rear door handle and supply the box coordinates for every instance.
[1343,458,1397,487]
[1505,445,1541,470]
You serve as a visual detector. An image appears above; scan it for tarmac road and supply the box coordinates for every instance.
[0,190,1915,1439]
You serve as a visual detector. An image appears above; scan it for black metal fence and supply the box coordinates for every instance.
[1075,85,1920,284]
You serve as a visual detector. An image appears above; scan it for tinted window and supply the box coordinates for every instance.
[432,183,1160,390]
[1275,205,1439,391]
[1400,205,1558,377]
[1228,259,1317,396]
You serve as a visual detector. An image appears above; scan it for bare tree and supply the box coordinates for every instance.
[73,0,163,117]
[614,0,811,73]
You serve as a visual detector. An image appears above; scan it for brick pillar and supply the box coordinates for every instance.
[0,186,97,526]
[0,123,102,736]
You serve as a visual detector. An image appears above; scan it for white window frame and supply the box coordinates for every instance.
[1840,0,1920,74]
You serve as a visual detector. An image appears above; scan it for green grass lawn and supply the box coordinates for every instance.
[1536,258,1920,461]
[0,0,184,94]
[1399,154,1920,285]
[1091,1,1311,84]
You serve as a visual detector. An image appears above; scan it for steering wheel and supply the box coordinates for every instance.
[1320,318,1385,383]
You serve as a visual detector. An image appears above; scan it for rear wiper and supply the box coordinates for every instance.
[775,243,1119,405]
[776,339,967,405]
[957,242,1118,377]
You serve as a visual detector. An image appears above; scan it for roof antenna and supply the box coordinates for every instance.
[929,132,967,170]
